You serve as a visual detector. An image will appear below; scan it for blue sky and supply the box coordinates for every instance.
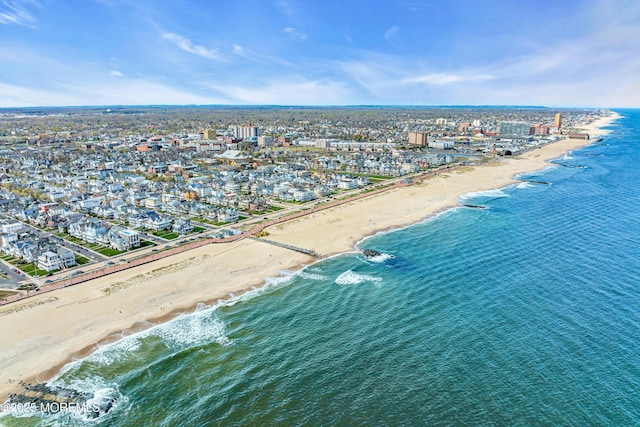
[1,0,639,107]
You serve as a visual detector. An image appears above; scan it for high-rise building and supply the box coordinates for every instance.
[233,125,259,140]
[499,121,531,136]
[435,118,448,126]
[554,113,562,128]
[408,131,427,146]
[203,129,217,140]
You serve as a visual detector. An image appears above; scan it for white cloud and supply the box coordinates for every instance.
[0,0,39,27]
[338,58,401,96]
[74,80,226,105]
[0,79,228,107]
[231,44,262,62]
[109,70,123,77]
[403,73,495,85]
[161,32,224,61]
[231,44,297,67]
[0,82,80,106]
[384,26,400,47]
[211,79,355,105]
[282,27,307,40]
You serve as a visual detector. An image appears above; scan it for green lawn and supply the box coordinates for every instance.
[275,199,305,205]
[75,255,90,265]
[190,226,205,233]
[338,172,393,181]
[191,217,217,225]
[19,262,50,277]
[56,233,84,244]
[251,205,285,214]
[364,175,393,180]
[96,247,126,257]
[191,217,234,226]
[57,232,153,257]
[150,230,180,240]
[0,256,49,276]
[207,216,246,226]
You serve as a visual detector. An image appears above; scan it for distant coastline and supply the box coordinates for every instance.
[0,111,619,404]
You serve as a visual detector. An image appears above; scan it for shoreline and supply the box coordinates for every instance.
[0,112,619,403]
[263,113,618,258]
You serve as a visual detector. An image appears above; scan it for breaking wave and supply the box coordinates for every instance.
[366,253,395,263]
[335,270,383,285]
[459,188,509,202]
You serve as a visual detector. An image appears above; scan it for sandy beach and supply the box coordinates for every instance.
[266,114,618,255]
[0,112,618,402]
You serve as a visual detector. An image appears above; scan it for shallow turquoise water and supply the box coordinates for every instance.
[3,110,640,426]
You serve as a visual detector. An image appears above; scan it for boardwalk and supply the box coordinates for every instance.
[0,166,453,307]
[246,236,319,258]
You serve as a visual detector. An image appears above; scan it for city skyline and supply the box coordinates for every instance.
[1,0,639,108]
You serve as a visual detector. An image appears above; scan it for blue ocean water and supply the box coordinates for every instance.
[3,110,640,426]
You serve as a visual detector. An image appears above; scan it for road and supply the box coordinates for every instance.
[45,234,107,262]
[0,260,24,288]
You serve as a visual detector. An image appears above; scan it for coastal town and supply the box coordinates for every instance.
[0,106,618,420]
[1,0,637,423]
[0,107,603,301]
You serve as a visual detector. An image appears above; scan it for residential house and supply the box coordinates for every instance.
[173,219,193,235]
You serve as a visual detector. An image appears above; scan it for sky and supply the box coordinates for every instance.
[0,0,639,107]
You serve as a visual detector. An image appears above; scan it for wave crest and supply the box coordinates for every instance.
[459,188,509,202]
[335,270,383,285]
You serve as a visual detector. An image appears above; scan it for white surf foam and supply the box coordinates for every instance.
[53,375,113,395]
[366,253,395,263]
[459,188,509,202]
[81,387,124,422]
[298,271,329,280]
[264,269,297,286]
[335,270,383,285]
[516,182,535,189]
[87,335,143,366]
[24,261,344,401]
[73,305,232,368]
[149,309,231,348]
[81,266,328,364]
[31,378,130,424]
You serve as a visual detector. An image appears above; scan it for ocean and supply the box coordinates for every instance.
[2,110,639,426]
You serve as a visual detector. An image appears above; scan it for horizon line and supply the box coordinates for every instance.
[0,104,619,111]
